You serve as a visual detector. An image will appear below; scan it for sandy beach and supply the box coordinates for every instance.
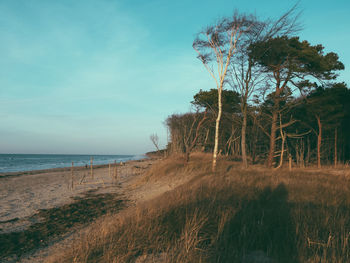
[0,158,154,234]
[0,155,189,262]
[0,154,198,262]
[0,157,162,263]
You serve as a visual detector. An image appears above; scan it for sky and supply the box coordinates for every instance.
[0,0,349,155]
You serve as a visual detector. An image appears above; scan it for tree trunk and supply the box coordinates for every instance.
[276,131,285,169]
[184,151,190,164]
[334,127,337,168]
[204,128,210,145]
[241,104,248,168]
[300,139,305,168]
[306,136,310,166]
[267,111,278,167]
[275,113,286,170]
[251,117,259,164]
[289,154,292,171]
[212,88,222,172]
[316,115,322,169]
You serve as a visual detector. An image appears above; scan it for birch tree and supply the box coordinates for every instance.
[193,12,254,172]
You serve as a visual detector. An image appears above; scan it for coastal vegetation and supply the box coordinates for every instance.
[46,153,350,262]
[3,4,349,263]
[46,5,350,262]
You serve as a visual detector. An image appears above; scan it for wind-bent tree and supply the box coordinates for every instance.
[249,36,344,167]
[229,5,301,168]
[193,12,254,172]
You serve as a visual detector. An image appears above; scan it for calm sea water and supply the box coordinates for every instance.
[0,154,145,173]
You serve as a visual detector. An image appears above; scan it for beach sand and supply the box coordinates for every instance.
[0,159,154,234]
[1,155,194,262]
[0,156,188,262]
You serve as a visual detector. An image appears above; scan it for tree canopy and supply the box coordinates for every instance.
[192,89,241,113]
[165,8,348,169]
[248,36,344,91]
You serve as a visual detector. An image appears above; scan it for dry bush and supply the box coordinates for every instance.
[47,155,350,263]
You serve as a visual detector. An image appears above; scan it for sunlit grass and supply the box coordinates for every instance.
[44,153,350,262]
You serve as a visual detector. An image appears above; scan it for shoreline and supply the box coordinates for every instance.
[0,156,148,179]
[1,154,174,262]
[0,157,152,233]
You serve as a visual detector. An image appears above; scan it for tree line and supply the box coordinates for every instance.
[165,5,349,170]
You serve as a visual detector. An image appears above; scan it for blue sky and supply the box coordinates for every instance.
[0,0,349,155]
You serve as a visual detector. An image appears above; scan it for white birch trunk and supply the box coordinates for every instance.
[212,88,222,172]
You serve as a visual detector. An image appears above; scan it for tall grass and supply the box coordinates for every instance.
[47,153,350,262]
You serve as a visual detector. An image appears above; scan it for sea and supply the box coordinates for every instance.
[0,154,145,174]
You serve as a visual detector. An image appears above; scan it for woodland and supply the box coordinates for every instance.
[165,7,349,170]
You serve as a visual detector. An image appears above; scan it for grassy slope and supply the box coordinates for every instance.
[47,153,350,263]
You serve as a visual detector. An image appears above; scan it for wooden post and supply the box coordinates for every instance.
[109,163,111,178]
[289,154,292,172]
[114,160,117,182]
[90,157,94,179]
[71,161,74,189]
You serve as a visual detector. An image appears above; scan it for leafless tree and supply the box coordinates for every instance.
[183,111,208,163]
[166,112,209,161]
[150,133,160,152]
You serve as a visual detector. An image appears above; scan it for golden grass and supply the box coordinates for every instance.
[47,154,350,262]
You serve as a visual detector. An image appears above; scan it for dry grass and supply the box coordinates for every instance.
[47,154,350,262]
[141,152,212,181]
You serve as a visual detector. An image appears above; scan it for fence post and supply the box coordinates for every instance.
[71,161,74,189]
[114,160,117,182]
[90,156,94,179]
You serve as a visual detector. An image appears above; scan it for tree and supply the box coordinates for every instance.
[150,133,160,152]
[165,112,209,162]
[192,89,240,114]
[249,36,344,167]
[192,89,241,156]
[193,12,255,172]
[229,5,301,168]
[305,83,348,168]
[183,112,208,163]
